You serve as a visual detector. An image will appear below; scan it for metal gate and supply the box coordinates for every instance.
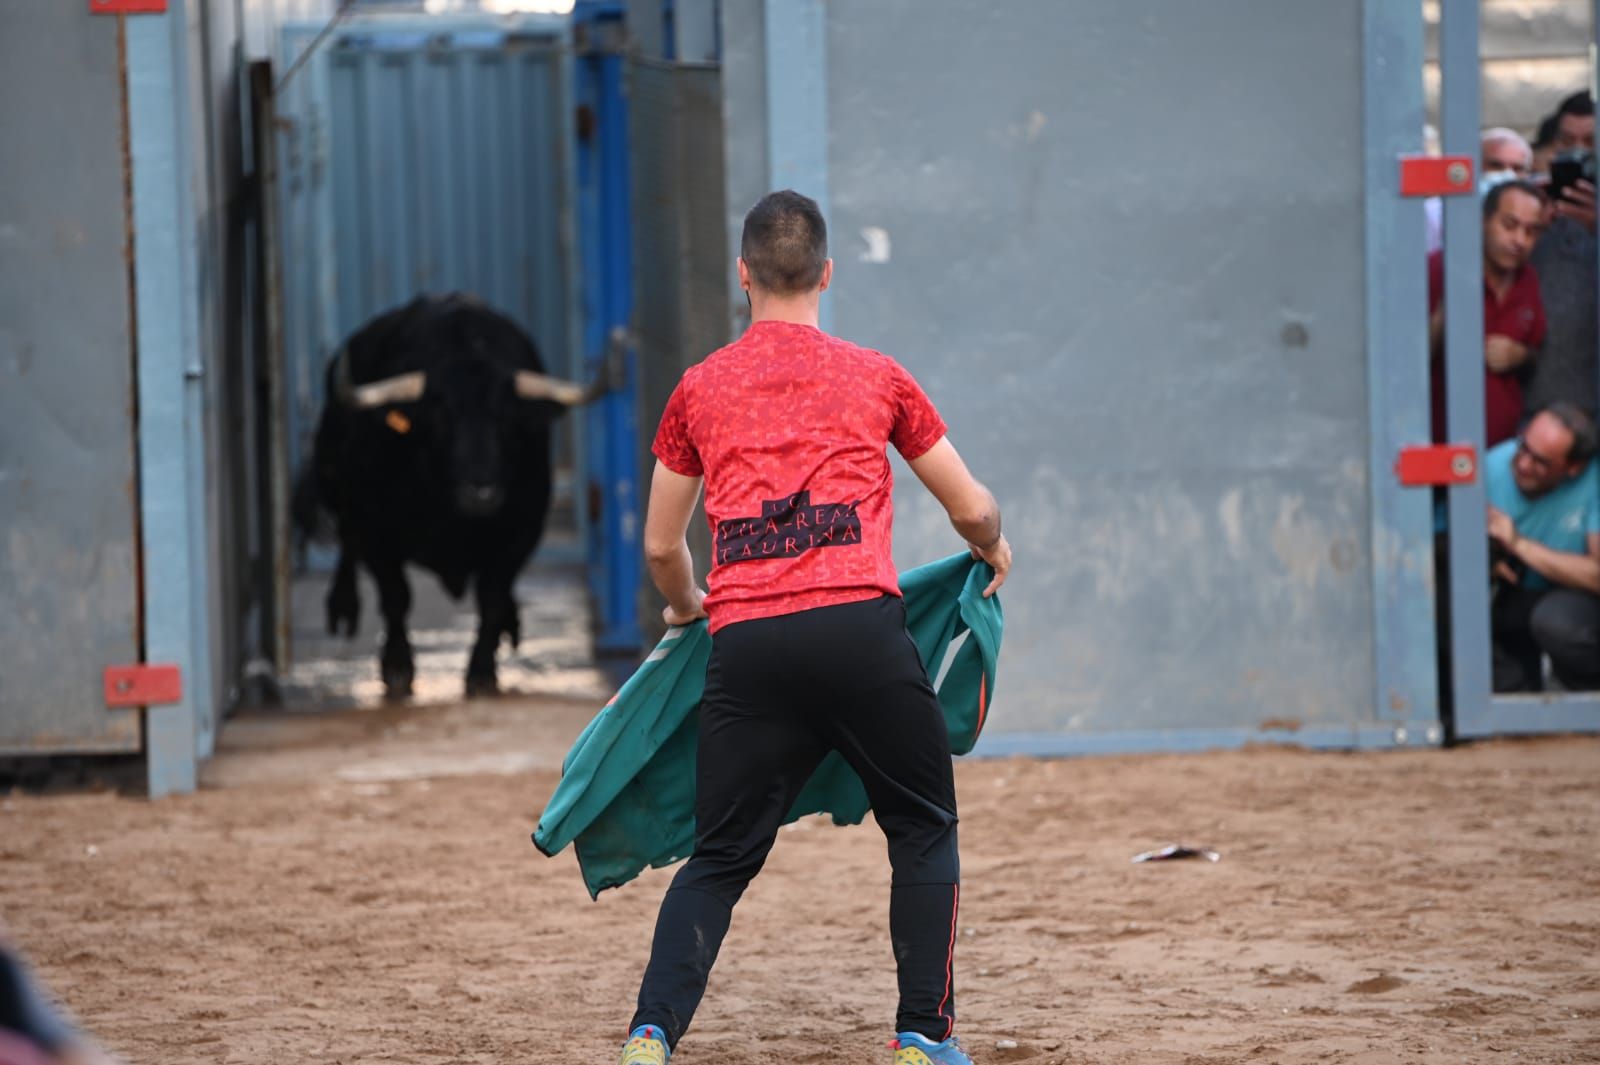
[274,13,585,549]
[627,55,729,640]
[1432,1,1600,740]
[0,0,142,755]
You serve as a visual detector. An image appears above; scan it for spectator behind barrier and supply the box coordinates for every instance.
[1428,180,1548,448]
[1544,90,1596,233]
[1548,90,1595,154]
[1524,89,1597,422]
[1430,128,1537,252]
[1481,127,1533,181]
[1485,403,1600,692]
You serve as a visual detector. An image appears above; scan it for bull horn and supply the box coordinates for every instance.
[350,371,426,408]
[333,348,427,408]
[513,370,601,406]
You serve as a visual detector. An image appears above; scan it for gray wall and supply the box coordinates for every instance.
[0,1,142,752]
[753,1,1376,741]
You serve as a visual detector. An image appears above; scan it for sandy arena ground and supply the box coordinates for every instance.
[3,570,1599,1064]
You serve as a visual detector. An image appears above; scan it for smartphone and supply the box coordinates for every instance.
[1546,149,1595,204]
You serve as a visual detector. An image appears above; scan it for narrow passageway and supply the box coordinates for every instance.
[280,547,618,712]
[203,548,630,791]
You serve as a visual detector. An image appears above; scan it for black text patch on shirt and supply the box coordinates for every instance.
[715,491,861,565]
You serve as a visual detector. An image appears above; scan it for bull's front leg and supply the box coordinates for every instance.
[326,547,361,636]
[366,556,415,699]
[465,568,518,697]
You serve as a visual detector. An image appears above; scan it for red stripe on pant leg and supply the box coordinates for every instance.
[936,883,959,1040]
[975,674,988,737]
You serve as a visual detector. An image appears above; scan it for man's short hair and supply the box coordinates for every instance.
[1482,178,1546,219]
[1481,126,1529,152]
[1556,90,1595,119]
[1542,401,1599,467]
[740,190,828,296]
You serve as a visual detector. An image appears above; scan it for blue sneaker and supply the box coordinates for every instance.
[619,1024,669,1065]
[890,1031,973,1064]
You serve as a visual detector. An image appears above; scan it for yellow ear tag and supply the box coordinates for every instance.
[385,410,412,434]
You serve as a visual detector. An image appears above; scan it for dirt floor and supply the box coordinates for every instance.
[4,572,1600,1064]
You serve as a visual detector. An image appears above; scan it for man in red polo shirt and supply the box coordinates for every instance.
[1429,180,1548,446]
[615,190,1011,1065]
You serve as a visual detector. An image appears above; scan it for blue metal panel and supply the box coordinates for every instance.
[1452,0,1600,739]
[719,0,767,337]
[1362,1,1439,727]
[762,0,830,333]
[575,2,643,651]
[623,0,666,60]
[673,0,718,63]
[1485,693,1600,733]
[276,15,584,562]
[1439,1,1496,740]
[128,6,203,796]
[973,720,1446,759]
[0,0,142,756]
[808,1,1382,752]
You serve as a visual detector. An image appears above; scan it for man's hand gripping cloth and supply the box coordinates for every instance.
[532,553,1003,898]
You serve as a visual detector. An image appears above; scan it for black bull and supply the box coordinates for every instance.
[299,294,604,697]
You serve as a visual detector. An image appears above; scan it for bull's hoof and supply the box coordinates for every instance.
[382,666,414,701]
[464,673,500,699]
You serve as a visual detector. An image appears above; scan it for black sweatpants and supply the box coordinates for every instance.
[630,594,962,1048]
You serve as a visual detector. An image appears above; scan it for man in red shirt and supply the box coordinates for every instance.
[1429,180,1548,447]
[616,191,1011,1065]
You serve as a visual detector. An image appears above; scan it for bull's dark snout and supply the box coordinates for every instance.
[456,482,505,516]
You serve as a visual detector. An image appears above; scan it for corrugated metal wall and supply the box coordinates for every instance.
[274,16,582,511]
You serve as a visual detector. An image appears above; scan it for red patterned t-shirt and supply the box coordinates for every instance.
[652,320,948,633]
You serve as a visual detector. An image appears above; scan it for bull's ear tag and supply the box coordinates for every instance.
[386,410,412,434]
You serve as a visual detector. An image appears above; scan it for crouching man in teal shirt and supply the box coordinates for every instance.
[1486,402,1600,691]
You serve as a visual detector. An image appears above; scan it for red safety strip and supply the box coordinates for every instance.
[1399,154,1474,197]
[89,0,168,12]
[103,663,182,708]
[1395,444,1476,486]
[938,883,959,1040]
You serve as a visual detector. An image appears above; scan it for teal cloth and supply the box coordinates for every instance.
[532,553,1003,898]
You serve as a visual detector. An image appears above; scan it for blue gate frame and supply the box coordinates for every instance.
[574,0,643,652]
[1440,0,1600,739]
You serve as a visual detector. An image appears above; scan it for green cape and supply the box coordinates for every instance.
[533,552,1002,898]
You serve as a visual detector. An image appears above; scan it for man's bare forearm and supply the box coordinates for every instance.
[1510,538,1600,595]
[1485,334,1531,373]
[647,540,701,615]
[950,485,1002,548]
